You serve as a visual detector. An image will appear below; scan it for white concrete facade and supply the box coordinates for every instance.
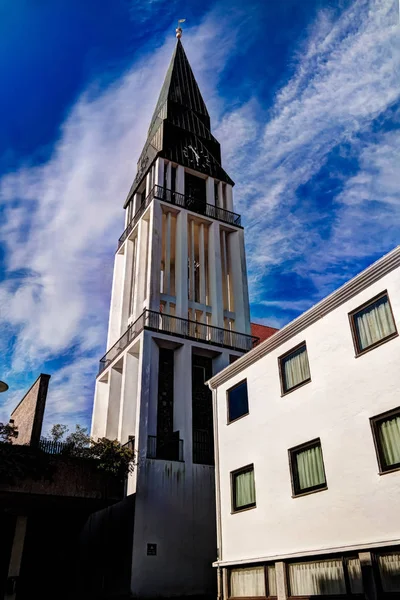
[209,246,400,599]
[91,154,252,597]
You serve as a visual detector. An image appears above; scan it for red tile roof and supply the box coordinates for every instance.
[251,322,279,343]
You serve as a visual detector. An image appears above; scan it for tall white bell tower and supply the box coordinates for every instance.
[90,33,255,598]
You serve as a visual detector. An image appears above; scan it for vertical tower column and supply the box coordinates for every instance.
[155,157,165,187]
[228,230,251,333]
[199,223,206,310]
[121,239,135,327]
[208,222,224,328]
[132,218,149,319]
[175,209,188,319]
[206,177,215,206]
[146,200,163,312]
[106,249,125,348]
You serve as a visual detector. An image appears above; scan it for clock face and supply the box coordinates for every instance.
[183,144,210,169]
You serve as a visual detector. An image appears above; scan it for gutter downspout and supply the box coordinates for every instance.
[210,383,224,600]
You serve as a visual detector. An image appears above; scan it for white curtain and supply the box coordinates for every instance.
[230,567,265,597]
[296,444,325,491]
[267,565,277,596]
[355,296,396,350]
[347,558,363,593]
[379,416,400,467]
[236,469,255,508]
[289,560,346,595]
[378,553,400,592]
[283,346,310,391]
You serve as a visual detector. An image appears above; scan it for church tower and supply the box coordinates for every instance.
[91,31,255,598]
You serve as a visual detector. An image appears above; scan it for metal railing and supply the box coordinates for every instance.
[118,189,154,248]
[98,311,146,374]
[153,185,241,226]
[147,435,184,462]
[118,184,241,249]
[39,438,75,454]
[98,310,259,375]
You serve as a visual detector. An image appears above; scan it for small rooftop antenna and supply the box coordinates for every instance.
[176,19,186,39]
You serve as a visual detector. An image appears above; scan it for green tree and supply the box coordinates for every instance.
[65,424,91,449]
[0,421,18,443]
[49,423,68,442]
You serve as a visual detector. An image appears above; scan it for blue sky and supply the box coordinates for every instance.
[0,0,399,432]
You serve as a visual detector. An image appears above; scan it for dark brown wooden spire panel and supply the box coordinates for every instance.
[126,39,233,204]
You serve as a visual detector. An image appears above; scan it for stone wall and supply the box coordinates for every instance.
[10,374,50,446]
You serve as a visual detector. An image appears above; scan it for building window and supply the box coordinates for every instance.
[377,552,400,592]
[289,439,327,496]
[227,380,249,423]
[371,407,400,473]
[288,556,363,596]
[349,291,397,355]
[231,464,256,512]
[229,565,277,598]
[279,342,311,394]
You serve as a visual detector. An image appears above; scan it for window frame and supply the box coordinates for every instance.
[370,406,400,474]
[227,379,249,424]
[286,553,364,598]
[278,341,311,396]
[348,290,398,357]
[228,563,277,599]
[288,438,328,497]
[231,463,256,513]
[375,549,400,596]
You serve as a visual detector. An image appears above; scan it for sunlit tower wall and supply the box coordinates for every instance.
[90,37,254,598]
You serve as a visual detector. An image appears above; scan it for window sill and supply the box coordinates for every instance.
[292,486,328,499]
[227,412,250,426]
[378,465,400,476]
[281,378,311,397]
[354,332,398,358]
[231,504,257,514]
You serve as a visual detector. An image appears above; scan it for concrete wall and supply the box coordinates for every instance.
[131,461,217,597]
[10,374,50,446]
[214,266,400,565]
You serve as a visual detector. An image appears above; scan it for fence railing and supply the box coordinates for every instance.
[39,438,75,454]
[118,184,241,249]
[98,309,259,375]
[147,435,184,462]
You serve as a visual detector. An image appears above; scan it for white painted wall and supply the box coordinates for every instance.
[214,267,400,565]
[91,154,252,596]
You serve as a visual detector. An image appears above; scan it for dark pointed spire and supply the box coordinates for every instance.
[127,38,233,203]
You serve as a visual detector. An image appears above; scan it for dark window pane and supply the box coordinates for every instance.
[228,381,249,422]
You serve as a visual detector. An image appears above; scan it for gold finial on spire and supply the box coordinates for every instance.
[176,19,185,39]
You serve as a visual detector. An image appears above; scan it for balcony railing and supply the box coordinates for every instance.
[118,184,241,249]
[147,435,184,462]
[98,309,259,375]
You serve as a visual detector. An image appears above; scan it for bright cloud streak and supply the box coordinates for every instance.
[0,0,399,429]
[0,13,242,430]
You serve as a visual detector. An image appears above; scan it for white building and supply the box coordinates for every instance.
[90,35,258,597]
[208,246,400,600]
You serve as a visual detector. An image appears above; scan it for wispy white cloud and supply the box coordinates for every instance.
[1,0,399,430]
[217,0,400,300]
[0,11,243,428]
